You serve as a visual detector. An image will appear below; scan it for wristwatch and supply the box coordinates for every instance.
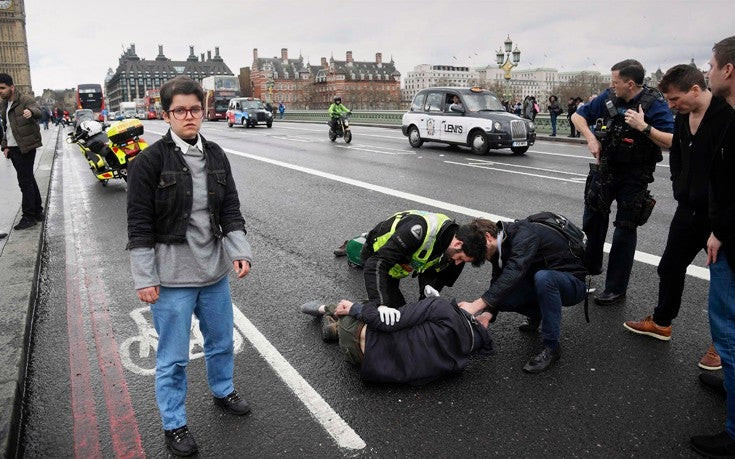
[642,124,652,136]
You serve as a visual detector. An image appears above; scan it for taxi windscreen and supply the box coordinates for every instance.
[464,93,504,112]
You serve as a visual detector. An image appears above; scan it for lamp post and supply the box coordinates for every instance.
[496,35,521,103]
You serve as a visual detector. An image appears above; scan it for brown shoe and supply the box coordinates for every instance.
[699,344,722,371]
[321,315,338,342]
[333,240,348,257]
[623,315,672,341]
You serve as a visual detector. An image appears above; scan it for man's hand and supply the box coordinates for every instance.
[335,299,354,316]
[458,298,488,315]
[707,233,722,266]
[233,260,250,279]
[475,311,494,328]
[22,108,32,119]
[423,285,440,298]
[3,148,8,159]
[586,137,602,161]
[624,105,647,131]
[377,305,401,325]
[137,286,160,304]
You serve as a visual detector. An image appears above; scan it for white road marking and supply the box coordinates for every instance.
[147,129,709,281]
[527,149,671,168]
[464,157,588,177]
[334,144,415,155]
[445,161,587,183]
[231,305,366,450]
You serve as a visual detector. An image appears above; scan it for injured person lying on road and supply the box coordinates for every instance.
[300,296,494,385]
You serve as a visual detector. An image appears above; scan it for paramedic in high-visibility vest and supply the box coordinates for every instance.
[341,210,488,309]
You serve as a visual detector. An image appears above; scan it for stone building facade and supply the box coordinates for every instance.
[313,51,402,110]
[249,48,318,108]
[0,0,32,94]
[105,44,234,111]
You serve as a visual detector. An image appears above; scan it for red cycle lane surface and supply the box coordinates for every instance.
[62,141,144,458]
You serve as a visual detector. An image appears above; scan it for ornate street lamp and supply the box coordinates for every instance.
[496,35,521,102]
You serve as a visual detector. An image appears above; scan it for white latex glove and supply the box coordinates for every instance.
[377,305,401,325]
[423,285,440,298]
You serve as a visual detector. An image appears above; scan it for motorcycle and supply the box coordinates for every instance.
[328,113,352,143]
[67,119,148,186]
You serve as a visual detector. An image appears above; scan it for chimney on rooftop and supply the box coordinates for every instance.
[189,45,194,56]
[253,48,258,60]
[201,53,205,62]
[207,50,212,61]
[215,46,220,57]
[131,44,136,54]
[321,57,327,68]
[376,52,382,65]
[346,51,353,63]
[159,45,163,55]
[281,48,288,61]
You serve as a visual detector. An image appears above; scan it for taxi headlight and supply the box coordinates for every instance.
[494,121,502,131]
[528,121,535,130]
[267,112,272,117]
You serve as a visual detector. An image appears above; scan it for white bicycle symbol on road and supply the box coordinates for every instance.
[120,306,245,375]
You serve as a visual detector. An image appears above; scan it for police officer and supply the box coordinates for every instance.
[571,59,673,305]
[346,210,488,309]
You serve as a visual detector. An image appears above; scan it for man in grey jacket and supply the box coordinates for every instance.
[0,73,43,230]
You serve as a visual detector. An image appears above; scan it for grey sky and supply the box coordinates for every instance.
[24,0,733,92]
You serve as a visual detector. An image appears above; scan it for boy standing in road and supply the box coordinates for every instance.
[127,76,253,457]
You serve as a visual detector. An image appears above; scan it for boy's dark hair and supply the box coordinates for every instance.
[160,76,204,111]
[455,218,497,267]
[0,73,14,86]
[658,64,707,94]
[713,36,735,69]
[611,59,645,85]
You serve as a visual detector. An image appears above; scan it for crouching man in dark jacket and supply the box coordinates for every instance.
[301,296,494,385]
[458,217,587,374]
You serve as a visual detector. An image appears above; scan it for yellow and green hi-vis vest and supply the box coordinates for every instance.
[372,210,451,278]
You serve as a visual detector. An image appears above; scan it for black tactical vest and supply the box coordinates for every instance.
[601,87,664,165]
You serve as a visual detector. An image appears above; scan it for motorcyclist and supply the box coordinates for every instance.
[328,96,350,132]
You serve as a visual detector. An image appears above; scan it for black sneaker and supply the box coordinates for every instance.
[214,390,251,416]
[164,425,198,457]
[13,217,37,230]
[518,316,541,333]
[594,291,626,306]
[699,373,726,397]
[523,347,561,373]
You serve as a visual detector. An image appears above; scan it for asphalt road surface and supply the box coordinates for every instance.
[19,120,718,457]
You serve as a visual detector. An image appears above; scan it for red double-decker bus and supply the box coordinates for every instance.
[202,76,240,121]
[77,83,105,120]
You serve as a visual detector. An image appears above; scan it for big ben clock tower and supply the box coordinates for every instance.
[0,0,33,95]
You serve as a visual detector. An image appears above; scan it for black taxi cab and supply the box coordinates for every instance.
[401,87,536,155]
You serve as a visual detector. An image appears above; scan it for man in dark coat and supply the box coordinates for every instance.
[301,296,494,385]
[458,217,587,374]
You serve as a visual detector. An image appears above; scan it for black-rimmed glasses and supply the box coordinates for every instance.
[168,106,204,120]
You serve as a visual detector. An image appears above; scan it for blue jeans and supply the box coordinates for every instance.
[150,275,235,430]
[496,270,586,348]
[550,113,558,136]
[709,255,735,437]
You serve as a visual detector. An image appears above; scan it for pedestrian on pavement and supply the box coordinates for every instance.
[126,75,254,457]
[278,101,285,119]
[548,95,562,136]
[40,106,49,130]
[457,215,588,374]
[571,59,674,306]
[334,210,488,310]
[0,73,44,231]
[567,97,578,137]
[623,64,733,370]
[691,35,735,459]
[300,296,494,385]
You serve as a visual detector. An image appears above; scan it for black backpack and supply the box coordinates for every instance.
[526,212,587,259]
[525,211,592,322]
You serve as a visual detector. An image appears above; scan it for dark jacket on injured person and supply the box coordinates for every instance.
[348,297,494,385]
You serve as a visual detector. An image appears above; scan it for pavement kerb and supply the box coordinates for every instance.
[270,118,587,145]
[0,125,60,457]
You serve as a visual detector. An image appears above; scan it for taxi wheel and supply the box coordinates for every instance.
[511,146,529,155]
[408,126,423,148]
[469,131,490,155]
